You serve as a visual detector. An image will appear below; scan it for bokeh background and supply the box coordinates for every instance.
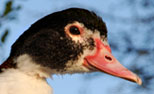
[0,0,154,94]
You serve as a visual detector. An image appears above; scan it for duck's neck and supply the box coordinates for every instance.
[0,54,54,94]
[0,68,53,94]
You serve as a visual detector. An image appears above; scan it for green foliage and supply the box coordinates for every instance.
[0,0,21,45]
[1,29,9,43]
[2,1,13,17]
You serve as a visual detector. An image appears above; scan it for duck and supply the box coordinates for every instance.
[0,8,142,94]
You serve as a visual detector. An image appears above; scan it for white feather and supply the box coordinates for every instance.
[0,69,53,94]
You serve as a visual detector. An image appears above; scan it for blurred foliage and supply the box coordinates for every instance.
[0,0,21,61]
[1,29,9,43]
[2,0,13,17]
[0,0,21,45]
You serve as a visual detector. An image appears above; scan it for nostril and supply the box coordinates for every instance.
[105,55,112,61]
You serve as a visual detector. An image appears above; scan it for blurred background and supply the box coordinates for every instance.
[0,0,154,94]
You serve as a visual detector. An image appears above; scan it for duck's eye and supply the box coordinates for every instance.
[69,26,81,35]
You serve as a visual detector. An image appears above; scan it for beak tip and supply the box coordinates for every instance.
[136,76,142,85]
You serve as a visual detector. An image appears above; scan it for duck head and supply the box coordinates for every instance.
[0,8,142,85]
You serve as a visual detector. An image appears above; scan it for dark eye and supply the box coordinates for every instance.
[69,26,80,35]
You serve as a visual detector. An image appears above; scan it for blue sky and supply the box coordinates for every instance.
[0,0,143,94]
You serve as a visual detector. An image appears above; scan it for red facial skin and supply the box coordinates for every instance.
[83,38,142,85]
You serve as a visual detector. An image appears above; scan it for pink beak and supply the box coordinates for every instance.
[84,38,142,85]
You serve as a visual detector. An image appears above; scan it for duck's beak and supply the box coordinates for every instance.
[83,38,142,85]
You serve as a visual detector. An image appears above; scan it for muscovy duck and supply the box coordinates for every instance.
[0,8,142,94]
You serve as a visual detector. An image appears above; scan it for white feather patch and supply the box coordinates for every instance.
[0,69,53,94]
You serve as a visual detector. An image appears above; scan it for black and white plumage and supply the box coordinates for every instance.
[0,8,142,94]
